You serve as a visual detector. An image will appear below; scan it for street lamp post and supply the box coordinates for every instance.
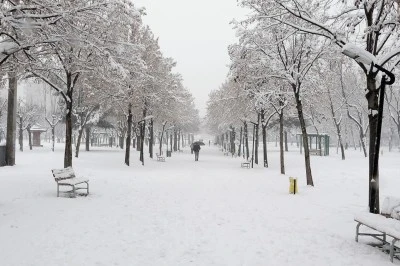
[342,46,395,213]
[370,64,395,213]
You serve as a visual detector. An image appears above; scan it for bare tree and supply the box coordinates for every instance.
[385,79,400,146]
[45,115,61,152]
[240,0,400,213]
[17,100,40,151]
[5,71,17,165]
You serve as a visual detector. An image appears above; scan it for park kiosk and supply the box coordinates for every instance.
[298,133,330,156]
[30,125,47,147]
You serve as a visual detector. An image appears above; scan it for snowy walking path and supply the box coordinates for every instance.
[0,144,399,265]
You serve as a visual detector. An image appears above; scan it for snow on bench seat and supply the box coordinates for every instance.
[354,196,400,262]
[52,167,89,198]
[241,161,250,168]
[57,177,90,185]
[355,212,400,239]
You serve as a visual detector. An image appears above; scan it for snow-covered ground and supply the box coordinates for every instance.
[0,142,399,266]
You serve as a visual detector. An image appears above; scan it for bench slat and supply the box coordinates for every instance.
[355,212,400,240]
[51,167,89,197]
[52,166,76,181]
[355,196,400,262]
[57,177,89,185]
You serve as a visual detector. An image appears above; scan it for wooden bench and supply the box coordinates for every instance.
[309,149,321,156]
[355,196,400,262]
[51,167,89,198]
[156,153,165,162]
[241,160,251,169]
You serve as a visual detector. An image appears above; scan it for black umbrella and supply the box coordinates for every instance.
[193,141,205,146]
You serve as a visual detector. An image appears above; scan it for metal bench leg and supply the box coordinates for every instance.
[57,184,59,197]
[355,222,361,242]
[72,185,76,198]
[87,182,89,195]
[391,238,398,262]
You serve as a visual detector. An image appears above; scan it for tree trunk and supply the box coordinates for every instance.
[255,114,260,164]
[336,125,345,160]
[170,134,173,153]
[159,123,166,155]
[19,116,23,152]
[132,129,136,149]
[49,126,55,152]
[294,88,313,186]
[327,87,345,160]
[261,110,268,167]
[230,127,235,155]
[149,119,153,158]
[125,104,132,166]
[27,126,32,150]
[173,129,177,151]
[178,131,181,150]
[237,127,242,157]
[75,128,84,158]
[243,122,249,160]
[178,130,181,151]
[359,130,367,157]
[279,108,285,175]
[254,113,261,164]
[120,132,125,149]
[85,127,90,151]
[140,107,146,165]
[139,123,144,164]
[284,131,288,152]
[64,101,73,167]
[6,71,17,166]
[136,132,140,151]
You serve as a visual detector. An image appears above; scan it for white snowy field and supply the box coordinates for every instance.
[0,142,399,266]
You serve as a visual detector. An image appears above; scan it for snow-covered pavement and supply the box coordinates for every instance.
[0,143,399,266]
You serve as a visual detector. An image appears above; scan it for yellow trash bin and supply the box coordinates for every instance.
[289,177,298,194]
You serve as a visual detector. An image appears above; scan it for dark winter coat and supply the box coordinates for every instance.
[193,144,201,152]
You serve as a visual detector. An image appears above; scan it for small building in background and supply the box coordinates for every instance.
[297,133,330,156]
[30,125,47,147]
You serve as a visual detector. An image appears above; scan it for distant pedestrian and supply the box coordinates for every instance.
[209,140,211,146]
[190,143,194,154]
[193,143,201,161]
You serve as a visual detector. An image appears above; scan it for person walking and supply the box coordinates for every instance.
[193,143,201,161]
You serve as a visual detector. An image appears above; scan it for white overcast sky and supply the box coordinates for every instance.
[134,0,247,117]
